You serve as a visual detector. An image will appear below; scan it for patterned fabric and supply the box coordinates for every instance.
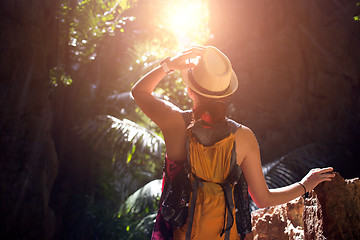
[152,156,185,240]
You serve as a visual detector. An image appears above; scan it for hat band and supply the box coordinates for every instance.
[188,69,229,97]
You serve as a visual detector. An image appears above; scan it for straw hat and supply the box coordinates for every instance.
[180,46,238,98]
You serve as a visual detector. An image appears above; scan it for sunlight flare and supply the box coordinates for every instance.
[162,0,210,50]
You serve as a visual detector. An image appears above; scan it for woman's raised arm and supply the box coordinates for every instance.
[131,46,205,131]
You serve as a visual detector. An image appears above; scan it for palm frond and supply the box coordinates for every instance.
[249,142,348,211]
[78,114,165,158]
[262,142,346,188]
[77,114,165,203]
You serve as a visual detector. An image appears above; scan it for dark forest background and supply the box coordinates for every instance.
[0,0,359,239]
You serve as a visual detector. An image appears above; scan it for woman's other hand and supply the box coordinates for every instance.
[300,167,336,193]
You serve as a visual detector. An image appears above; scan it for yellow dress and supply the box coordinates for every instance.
[173,133,240,240]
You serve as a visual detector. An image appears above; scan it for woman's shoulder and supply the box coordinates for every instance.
[226,119,254,137]
[233,123,258,147]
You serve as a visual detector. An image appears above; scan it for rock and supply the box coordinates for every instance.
[245,197,304,240]
[304,173,360,240]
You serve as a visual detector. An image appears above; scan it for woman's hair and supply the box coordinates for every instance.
[191,90,228,124]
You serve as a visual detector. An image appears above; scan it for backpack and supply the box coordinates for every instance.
[154,111,251,240]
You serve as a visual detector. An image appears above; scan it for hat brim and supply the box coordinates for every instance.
[180,68,238,99]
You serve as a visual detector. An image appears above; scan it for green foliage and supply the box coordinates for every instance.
[355,2,360,21]
[49,65,73,87]
[115,180,162,240]
[157,73,193,110]
[51,0,209,239]
[60,0,137,62]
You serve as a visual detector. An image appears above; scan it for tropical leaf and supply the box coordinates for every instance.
[263,142,347,188]
[78,114,164,158]
[117,179,161,240]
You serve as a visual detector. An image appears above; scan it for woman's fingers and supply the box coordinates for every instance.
[169,46,207,71]
[310,167,333,174]
[170,46,206,70]
[316,168,335,181]
[302,167,336,192]
[182,49,206,59]
[187,63,196,68]
[318,167,334,174]
[319,173,335,182]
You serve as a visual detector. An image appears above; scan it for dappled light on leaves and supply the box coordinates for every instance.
[49,66,73,87]
[60,0,136,63]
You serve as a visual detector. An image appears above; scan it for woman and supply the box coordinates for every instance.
[131,46,335,239]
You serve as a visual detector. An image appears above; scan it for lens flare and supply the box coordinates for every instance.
[162,0,210,49]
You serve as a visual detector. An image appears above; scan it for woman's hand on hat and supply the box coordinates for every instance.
[168,46,206,71]
[300,167,335,193]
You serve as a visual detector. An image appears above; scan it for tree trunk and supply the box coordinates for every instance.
[0,1,58,239]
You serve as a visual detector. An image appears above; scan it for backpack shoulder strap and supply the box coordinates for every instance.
[181,110,193,128]
[226,119,252,239]
[226,118,242,134]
